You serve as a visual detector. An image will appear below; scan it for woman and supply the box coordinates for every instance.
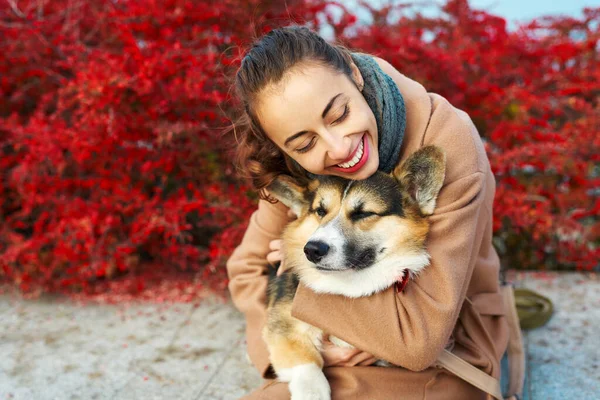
[226,25,508,399]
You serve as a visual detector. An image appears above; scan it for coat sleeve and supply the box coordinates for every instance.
[290,169,488,371]
[226,197,291,377]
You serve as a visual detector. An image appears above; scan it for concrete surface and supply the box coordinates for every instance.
[0,271,598,400]
[515,272,600,400]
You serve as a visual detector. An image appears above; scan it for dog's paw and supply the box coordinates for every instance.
[289,370,330,400]
[279,364,331,400]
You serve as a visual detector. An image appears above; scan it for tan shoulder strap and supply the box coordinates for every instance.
[436,285,525,400]
[437,349,503,400]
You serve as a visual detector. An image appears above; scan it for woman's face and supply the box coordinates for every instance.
[254,62,379,180]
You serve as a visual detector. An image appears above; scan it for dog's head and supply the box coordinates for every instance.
[267,146,446,297]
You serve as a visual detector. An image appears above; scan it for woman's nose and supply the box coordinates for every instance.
[324,134,351,162]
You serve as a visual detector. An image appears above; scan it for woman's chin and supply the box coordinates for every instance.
[351,158,378,179]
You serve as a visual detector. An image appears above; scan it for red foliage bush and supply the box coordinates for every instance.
[0,0,598,301]
[341,0,599,271]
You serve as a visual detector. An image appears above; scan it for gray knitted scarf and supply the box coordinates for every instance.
[350,53,406,174]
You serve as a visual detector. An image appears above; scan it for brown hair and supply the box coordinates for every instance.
[228,25,357,202]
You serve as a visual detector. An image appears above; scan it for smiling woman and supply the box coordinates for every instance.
[226,24,514,400]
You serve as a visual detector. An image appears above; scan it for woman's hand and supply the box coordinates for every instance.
[267,238,285,275]
[267,209,297,276]
[321,336,378,367]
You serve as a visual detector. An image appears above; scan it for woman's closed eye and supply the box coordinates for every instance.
[296,137,316,153]
[333,104,350,124]
[294,104,350,154]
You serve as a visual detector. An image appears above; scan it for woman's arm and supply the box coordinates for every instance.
[226,197,291,377]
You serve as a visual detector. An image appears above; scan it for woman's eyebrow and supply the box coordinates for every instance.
[321,93,343,118]
[284,93,343,148]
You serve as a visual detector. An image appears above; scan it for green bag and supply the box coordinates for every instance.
[513,288,554,330]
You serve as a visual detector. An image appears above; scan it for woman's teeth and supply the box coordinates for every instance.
[337,138,364,169]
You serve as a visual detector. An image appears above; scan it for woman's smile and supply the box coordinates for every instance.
[330,133,370,174]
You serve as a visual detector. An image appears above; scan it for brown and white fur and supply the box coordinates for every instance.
[263,146,446,400]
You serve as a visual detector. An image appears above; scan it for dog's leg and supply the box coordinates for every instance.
[264,326,330,400]
[265,273,329,399]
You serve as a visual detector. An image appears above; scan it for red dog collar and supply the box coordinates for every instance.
[395,270,410,293]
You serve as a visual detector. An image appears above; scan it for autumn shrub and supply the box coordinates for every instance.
[0,0,597,301]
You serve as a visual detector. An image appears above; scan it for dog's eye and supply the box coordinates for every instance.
[351,211,377,221]
[314,207,327,218]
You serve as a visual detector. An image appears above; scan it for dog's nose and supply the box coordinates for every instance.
[304,241,330,263]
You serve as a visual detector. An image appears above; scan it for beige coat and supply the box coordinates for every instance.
[226,58,509,400]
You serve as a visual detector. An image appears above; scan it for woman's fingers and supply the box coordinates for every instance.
[268,239,286,275]
[276,260,286,276]
[343,351,371,366]
[345,352,378,367]
[337,351,378,367]
[266,250,286,275]
[267,240,282,264]
[321,341,362,367]
[323,348,360,367]
[320,337,378,367]
[356,357,378,367]
[358,357,379,366]
[266,250,282,264]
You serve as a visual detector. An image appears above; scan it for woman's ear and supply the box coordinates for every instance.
[349,61,364,91]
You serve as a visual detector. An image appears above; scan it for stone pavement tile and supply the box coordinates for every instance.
[0,294,194,400]
[113,298,246,400]
[198,336,262,400]
[516,272,600,400]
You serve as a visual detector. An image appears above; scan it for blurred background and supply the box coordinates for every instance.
[1,0,599,303]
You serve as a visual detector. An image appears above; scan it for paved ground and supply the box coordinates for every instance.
[0,271,598,400]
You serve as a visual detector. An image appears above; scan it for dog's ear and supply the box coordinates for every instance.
[266,175,309,217]
[392,146,446,216]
